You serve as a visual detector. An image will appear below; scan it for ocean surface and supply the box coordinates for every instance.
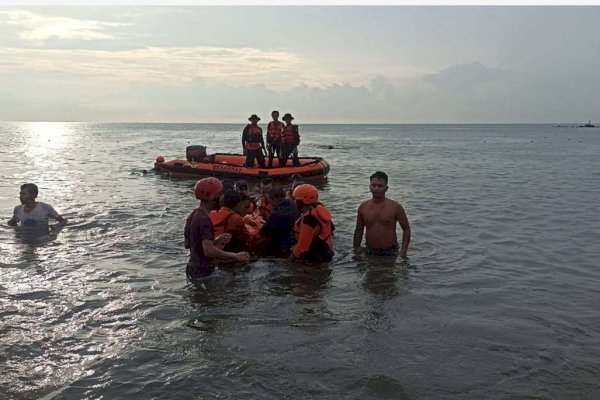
[1,122,599,399]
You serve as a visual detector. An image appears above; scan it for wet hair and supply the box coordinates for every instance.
[223,189,242,209]
[370,171,388,185]
[234,180,249,191]
[261,177,274,186]
[267,185,286,202]
[21,183,38,197]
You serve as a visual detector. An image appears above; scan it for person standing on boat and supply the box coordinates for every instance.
[280,113,300,167]
[242,114,266,168]
[8,183,68,227]
[266,110,284,168]
[353,171,411,258]
[184,177,250,282]
[288,184,334,263]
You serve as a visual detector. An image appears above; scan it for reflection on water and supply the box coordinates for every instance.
[24,122,70,159]
[2,122,600,399]
[354,248,410,300]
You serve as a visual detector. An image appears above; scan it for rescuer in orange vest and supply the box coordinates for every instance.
[242,114,266,168]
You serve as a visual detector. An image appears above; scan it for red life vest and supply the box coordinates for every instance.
[282,124,297,145]
[267,121,284,141]
[245,125,263,151]
[210,208,235,237]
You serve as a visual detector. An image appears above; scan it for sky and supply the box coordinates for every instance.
[0,5,599,123]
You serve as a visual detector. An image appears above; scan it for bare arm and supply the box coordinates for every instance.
[8,206,19,226]
[56,215,68,225]
[353,204,365,247]
[203,239,249,263]
[396,203,411,258]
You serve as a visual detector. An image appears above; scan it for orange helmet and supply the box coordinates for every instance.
[292,184,318,205]
[194,177,223,201]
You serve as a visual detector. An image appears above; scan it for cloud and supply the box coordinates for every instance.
[0,10,128,41]
[423,61,507,92]
[0,45,339,90]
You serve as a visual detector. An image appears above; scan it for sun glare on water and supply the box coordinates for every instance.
[25,122,70,159]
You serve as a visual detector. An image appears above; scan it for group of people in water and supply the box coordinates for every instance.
[183,171,411,283]
[241,111,300,168]
[7,172,411,286]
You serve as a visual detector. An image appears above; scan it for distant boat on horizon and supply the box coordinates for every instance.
[579,120,596,128]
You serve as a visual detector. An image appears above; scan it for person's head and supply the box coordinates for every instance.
[282,113,294,125]
[234,179,249,195]
[290,175,305,191]
[222,189,242,210]
[260,177,273,194]
[19,183,38,204]
[236,193,251,217]
[266,185,286,208]
[292,183,319,209]
[194,177,223,208]
[369,171,388,199]
[271,110,279,120]
[248,114,260,125]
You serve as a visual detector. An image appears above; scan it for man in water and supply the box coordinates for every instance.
[257,177,274,220]
[8,183,67,227]
[260,185,299,258]
[288,184,334,263]
[184,177,250,282]
[353,171,411,258]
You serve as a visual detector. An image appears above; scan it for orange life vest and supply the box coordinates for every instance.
[210,207,236,237]
[293,204,334,251]
[244,125,263,151]
[282,124,297,145]
[257,194,272,220]
[267,121,284,141]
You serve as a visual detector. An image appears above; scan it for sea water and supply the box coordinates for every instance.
[1,122,599,399]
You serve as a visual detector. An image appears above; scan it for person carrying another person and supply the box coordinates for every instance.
[184,177,250,282]
[288,184,334,263]
[280,113,300,167]
[210,189,255,253]
[241,114,266,168]
[8,183,68,228]
[256,177,274,220]
[266,110,284,168]
[353,171,411,258]
[259,185,299,258]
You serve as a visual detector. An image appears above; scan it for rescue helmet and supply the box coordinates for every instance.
[292,184,318,205]
[194,177,223,201]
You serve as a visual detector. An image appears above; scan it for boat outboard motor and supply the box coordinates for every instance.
[186,145,208,162]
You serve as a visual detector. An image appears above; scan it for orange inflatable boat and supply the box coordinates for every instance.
[154,145,330,180]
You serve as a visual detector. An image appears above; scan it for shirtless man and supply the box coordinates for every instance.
[353,171,411,258]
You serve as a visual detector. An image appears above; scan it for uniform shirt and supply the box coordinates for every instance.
[12,202,60,227]
[260,199,299,257]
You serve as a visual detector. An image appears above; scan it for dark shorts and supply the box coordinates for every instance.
[366,243,399,257]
